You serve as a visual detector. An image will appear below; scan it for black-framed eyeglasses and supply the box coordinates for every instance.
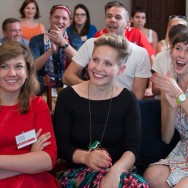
[75,13,86,17]
[169,15,186,20]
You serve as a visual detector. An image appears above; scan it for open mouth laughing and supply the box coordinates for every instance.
[108,26,117,30]
[176,61,186,68]
[56,25,63,29]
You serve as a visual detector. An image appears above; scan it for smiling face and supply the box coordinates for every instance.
[3,22,22,42]
[131,12,146,29]
[0,55,28,96]
[23,2,37,19]
[49,9,70,31]
[105,7,129,36]
[88,45,122,86]
[171,42,188,76]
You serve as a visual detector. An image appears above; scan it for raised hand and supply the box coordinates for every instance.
[48,25,68,47]
[151,72,183,108]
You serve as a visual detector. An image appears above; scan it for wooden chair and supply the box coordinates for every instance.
[43,74,69,177]
[43,74,52,111]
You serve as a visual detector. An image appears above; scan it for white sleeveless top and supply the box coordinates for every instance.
[148,29,153,43]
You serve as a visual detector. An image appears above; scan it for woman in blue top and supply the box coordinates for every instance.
[67,4,97,50]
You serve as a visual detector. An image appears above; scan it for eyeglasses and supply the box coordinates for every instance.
[75,13,86,17]
[169,15,186,20]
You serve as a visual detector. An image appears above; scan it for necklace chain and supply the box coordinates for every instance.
[88,81,113,148]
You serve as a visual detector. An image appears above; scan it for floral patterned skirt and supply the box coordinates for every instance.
[58,167,148,188]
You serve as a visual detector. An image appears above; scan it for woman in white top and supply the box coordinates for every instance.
[144,23,188,188]
[131,6,158,51]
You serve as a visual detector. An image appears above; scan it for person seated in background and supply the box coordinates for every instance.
[94,1,155,66]
[152,24,188,98]
[54,33,149,188]
[131,6,158,51]
[67,4,97,50]
[0,41,59,187]
[0,18,28,46]
[63,1,151,100]
[156,15,187,54]
[19,0,46,42]
[29,4,76,97]
[144,25,188,188]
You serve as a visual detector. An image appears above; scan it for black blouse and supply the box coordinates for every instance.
[53,87,141,168]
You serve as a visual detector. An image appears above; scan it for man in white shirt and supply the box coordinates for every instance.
[63,1,151,99]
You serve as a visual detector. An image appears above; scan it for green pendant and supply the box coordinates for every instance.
[88,141,100,151]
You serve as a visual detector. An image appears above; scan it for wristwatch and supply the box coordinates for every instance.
[176,93,187,105]
[61,42,69,49]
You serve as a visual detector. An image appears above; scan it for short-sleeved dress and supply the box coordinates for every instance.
[151,90,188,187]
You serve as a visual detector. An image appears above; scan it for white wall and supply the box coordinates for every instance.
[0,0,131,37]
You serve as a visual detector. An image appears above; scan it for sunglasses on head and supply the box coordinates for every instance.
[169,15,186,20]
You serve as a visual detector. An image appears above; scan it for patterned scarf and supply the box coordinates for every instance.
[43,32,67,88]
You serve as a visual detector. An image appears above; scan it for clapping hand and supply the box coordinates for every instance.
[151,72,182,109]
[151,72,178,97]
[48,25,67,48]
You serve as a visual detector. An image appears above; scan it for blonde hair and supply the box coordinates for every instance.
[165,17,187,47]
[93,33,131,66]
[0,41,40,113]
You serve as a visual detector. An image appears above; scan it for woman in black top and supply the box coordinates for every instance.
[54,33,148,188]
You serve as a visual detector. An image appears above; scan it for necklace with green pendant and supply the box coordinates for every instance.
[87,81,113,152]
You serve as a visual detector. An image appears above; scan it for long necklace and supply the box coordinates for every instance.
[88,81,113,152]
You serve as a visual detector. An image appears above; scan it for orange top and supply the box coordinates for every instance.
[22,23,44,42]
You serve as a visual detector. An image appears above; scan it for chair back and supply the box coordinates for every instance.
[43,74,52,111]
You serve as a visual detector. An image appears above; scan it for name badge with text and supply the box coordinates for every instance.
[15,129,37,149]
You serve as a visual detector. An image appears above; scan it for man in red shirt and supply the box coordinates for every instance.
[94,1,155,66]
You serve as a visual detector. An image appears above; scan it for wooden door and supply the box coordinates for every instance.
[132,0,185,40]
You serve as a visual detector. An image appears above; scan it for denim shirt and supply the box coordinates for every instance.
[29,34,66,94]
[67,24,97,50]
